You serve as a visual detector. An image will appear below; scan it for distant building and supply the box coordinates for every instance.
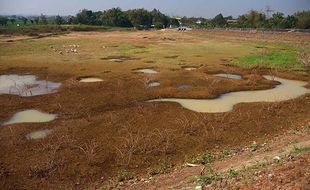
[196,20,202,25]
[227,19,237,24]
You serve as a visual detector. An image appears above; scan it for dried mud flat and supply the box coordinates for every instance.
[0,30,310,190]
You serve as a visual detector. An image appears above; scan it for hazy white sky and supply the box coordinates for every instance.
[0,0,309,18]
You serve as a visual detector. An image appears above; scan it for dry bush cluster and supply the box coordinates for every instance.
[29,134,74,178]
[76,140,100,166]
[114,125,177,166]
[176,114,204,136]
[299,50,310,70]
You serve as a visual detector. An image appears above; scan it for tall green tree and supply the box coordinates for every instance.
[34,17,39,24]
[20,17,28,25]
[247,10,266,28]
[0,16,8,26]
[169,18,180,27]
[237,10,266,28]
[126,9,153,28]
[212,14,227,27]
[101,8,131,27]
[151,9,169,28]
[295,11,310,29]
[55,15,64,25]
[93,11,103,25]
[67,16,74,25]
[285,15,298,28]
[269,12,285,28]
[39,14,47,24]
[9,18,16,25]
[76,9,95,25]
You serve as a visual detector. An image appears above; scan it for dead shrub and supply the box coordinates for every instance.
[114,126,144,166]
[299,49,310,70]
[176,114,203,136]
[114,124,177,166]
[76,140,100,166]
[29,134,74,178]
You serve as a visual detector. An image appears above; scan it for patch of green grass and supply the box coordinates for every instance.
[303,124,310,132]
[116,170,136,182]
[188,165,220,186]
[263,146,271,152]
[290,146,310,155]
[248,152,254,160]
[227,168,238,178]
[234,50,303,71]
[195,151,215,164]
[223,148,232,157]
[147,163,172,176]
[188,175,213,186]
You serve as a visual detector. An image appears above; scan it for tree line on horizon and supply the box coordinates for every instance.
[0,8,309,29]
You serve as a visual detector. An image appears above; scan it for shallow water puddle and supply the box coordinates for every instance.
[177,84,192,89]
[148,75,310,113]
[109,59,124,62]
[26,129,52,140]
[134,69,158,74]
[3,109,57,125]
[147,81,160,87]
[213,73,242,80]
[79,77,104,83]
[183,66,198,71]
[0,75,61,97]
[101,56,140,62]
[184,67,198,71]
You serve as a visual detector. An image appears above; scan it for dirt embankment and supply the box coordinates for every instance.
[117,124,310,190]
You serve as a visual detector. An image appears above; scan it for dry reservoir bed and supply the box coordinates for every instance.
[0,30,310,189]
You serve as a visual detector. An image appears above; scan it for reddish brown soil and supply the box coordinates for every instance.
[118,124,310,190]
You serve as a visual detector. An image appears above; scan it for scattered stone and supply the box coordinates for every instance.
[287,154,294,161]
[262,143,267,147]
[273,156,281,161]
[185,163,199,167]
[195,185,203,190]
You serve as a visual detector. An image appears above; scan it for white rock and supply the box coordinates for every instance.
[195,185,203,190]
[186,163,199,167]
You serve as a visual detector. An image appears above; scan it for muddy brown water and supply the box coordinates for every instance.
[26,129,52,140]
[100,56,140,62]
[79,77,104,83]
[134,69,159,74]
[148,75,310,113]
[184,67,198,71]
[177,84,192,89]
[147,81,160,87]
[0,75,61,97]
[2,109,57,125]
[213,73,242,80]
